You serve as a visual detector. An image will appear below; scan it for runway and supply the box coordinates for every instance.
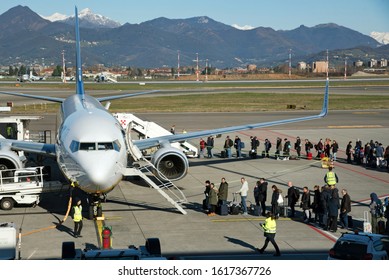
[0,86,388,260]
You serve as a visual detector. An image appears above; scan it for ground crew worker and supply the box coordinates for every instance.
[72,198,83,238]
[324,166,338,186]
[6,124,14,139]
[257,212,281,256]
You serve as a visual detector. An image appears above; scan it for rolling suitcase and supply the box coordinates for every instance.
[249,203,260,216]
[229,193,241,215]
[218,203,229,216]
[347,215,354,228]
[378,219,385,234]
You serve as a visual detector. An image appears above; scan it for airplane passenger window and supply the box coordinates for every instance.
[80,142,96,151]
[98,142,114,150]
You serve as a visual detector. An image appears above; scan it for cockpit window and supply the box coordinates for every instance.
[113,140,121,152]
[69,140,80,153]
[98,142,114,150]
[80,142,96,151]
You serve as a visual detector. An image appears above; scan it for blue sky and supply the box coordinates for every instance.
[1,0,388,35]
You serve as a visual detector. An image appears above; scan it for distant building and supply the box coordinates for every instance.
[378,59,388,67]
[247,64,257,72]
[368,59,377,68]
[312,61,328,73]
[297,61,307,71]
[354,60,364,67]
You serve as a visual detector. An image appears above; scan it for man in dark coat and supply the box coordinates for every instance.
[319,185,331,229]
[218,177,228,205]
[286,181,299,218]
[327,186,340,232]
[258,178,268,216]
[339,189,351,229]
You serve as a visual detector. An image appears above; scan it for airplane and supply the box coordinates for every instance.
[29,70,46,81]
[0,7,329,216]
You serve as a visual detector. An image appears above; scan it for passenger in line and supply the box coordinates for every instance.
[236,177,249,215]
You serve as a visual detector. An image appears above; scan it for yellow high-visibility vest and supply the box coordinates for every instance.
[262,217,276,233]
[73,205,82,222]
[326,171,337,185]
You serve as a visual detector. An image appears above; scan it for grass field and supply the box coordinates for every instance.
[2,79,389,113]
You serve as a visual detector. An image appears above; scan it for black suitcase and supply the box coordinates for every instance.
[378,220,385,234]
[221,151,226,158]
[218,204,229,216]
[250,205,261,216]
[229,204,240,215]
[202,198,208,210]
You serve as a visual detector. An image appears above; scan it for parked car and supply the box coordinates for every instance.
[328,231,389,260]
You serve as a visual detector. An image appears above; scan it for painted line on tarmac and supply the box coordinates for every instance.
[211,217,290,222]
[327,125,382,128]
[335,162,389,184]
[308,224,337,242]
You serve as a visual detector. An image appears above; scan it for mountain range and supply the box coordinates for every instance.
[0,5,387,69]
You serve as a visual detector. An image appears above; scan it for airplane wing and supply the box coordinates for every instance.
[0,91,64,103]
[0,138,56,156]
[96,90,160,102]
[134,79,329,151]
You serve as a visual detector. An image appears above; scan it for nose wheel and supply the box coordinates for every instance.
[87,194,105,220]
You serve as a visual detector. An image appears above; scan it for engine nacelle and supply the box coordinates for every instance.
[0,143,23,171]
[151,145,189,181]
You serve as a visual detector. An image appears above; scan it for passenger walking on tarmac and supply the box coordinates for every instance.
[286,181,299,218]
[72,198,83,238]
[304,139,313,156]
[327,186,340,232]
[223,136,234,158]
[339,189,351,229]
[369,192,383,233]
[203,180,211,213]
[331,140,339,161]
[234,136,242,158]
[314,138,324,158]
[311,185,321,223]
[258,178,268,216]
[346,141,353,164]
[275,137,282,158]
[270,185,281,218]
[199,138,206,158]
[207,183,218,216]
[264,139,272,158]
[320,185,331,230]
[257,212,281,257]
[218,177,228,205]
[236,177,249,215]
[294,136,301,158]
[283,138,291,156]
[206,136,214,158]
[301,186,311,223]
[324,166,338,187]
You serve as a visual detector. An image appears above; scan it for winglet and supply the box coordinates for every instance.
[75,6,85,99]
[320,78,329,117]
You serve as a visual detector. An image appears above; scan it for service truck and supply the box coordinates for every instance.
[0,166,64,210]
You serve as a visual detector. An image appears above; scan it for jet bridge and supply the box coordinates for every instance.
[113,113,198,158]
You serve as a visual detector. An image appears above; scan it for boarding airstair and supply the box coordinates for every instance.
[121,120,188,215]
[113,113,198,158]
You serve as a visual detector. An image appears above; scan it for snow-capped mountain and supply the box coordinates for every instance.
[43,8,121,29]
[232,24,255,30]
[370,31,389,45]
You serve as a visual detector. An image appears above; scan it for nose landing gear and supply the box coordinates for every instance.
[87,194,106,220]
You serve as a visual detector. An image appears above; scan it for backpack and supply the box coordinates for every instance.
[240,142,245,149]
[376,202,385,217]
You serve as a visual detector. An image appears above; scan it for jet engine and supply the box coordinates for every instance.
[0,143,23,171]
[150,145,189,181]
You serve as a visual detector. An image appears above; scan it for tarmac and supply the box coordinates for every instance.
[1,109,388,260]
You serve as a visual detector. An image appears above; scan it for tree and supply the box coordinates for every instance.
[52,65,63,77]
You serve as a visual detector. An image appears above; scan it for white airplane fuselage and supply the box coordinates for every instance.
[56,94,127,194]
